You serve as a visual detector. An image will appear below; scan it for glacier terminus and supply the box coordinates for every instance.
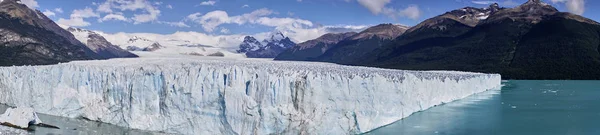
[0,57,501,134]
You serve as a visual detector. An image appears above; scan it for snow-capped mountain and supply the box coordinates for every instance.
[406,3,504,33]
[0,0,113,66]
[237,31,296,58]
[275,32,357,61]
[66,27,138,58]
[237,36,263,53]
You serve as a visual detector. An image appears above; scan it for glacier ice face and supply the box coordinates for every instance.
[0,57,501,134]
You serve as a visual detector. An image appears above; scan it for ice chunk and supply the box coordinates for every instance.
[0,107,41,129]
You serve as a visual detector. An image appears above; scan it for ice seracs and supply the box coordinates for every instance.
[0,57,501,134]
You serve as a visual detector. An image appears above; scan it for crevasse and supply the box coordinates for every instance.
[0,57,501,134]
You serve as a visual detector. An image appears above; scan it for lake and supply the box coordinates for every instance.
[2,80,599,135]
[366,80,600,135]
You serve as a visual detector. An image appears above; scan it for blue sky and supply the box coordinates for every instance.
[32,0,597,36]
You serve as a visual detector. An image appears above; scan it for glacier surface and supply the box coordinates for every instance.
[0,57,501,134]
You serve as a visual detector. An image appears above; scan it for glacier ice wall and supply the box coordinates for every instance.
[0,58,501,134]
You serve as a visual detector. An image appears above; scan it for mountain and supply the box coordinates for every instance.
[356,0,600,79]
[67,27,138,58]
[97,33,245,58]
[274,32,356,61]
[237,36,262,53]
[142,42,163,51]
[313,24,409,64]
[0,0,103,66]
[237,31,296,58]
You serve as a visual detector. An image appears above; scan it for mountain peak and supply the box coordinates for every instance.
[489,3,499,9]
[243,36,258,42]
[266,31,286,42]
[527,0,542,4]
[351,23,409,40]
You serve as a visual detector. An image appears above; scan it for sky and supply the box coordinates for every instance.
[21,0,598,43]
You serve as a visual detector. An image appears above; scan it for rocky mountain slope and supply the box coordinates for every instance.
[275,32,356,61]
[237,31,296,58]
[66,27,138,58]
[312,24,409,64]
[0,0,103,66]
[358,0,600,79]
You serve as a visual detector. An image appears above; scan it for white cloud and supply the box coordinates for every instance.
[242,4,249,8]
[97,1,113,13]
[94,0,161,24]
[100,13,129,22]
[71,7,100,18]
[42,10,56,17]
[20,0,39,9]
[356,0,420,20]
[220,28,230,34]
[398,5,421,20]
[58,17,91,27]
[54,8,63,13]
[551,0,585,15]
[182,8,369,43]
[199,0,216,6]
[187,8,279,32]
[357,0,391,15]
[166,4,173,9]
[159,21,190,27]
[186,12,203,21]
[58,7,102,27]
[471,1,498,5]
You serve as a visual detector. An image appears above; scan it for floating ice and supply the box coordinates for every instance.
[0,57,501,134]
[0,107,41,129]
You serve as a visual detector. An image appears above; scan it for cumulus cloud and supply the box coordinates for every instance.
[159,21,190,27]
[199,0,216,6]
[220,28,230,34]
[54,8,63,13]
[242,4,249,8]
[94,0,161,24]
[357,0,391,15]
[21,0,39,9]
[398,5,421,20]
[71,7,100,18]
[357,0,420,20]
[186,8,304,32]
[42,10,56,17]
[180,8,370,43]
[551,0,585,15]
[57,7,101,27]
[100,13,129,22]
[58,17,91,27]
[166,5,173,9]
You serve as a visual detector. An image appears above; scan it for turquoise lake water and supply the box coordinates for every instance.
[2,80,599,134]
[367,80,600,135]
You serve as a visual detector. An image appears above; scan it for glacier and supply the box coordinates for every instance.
[0,57,501,134]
